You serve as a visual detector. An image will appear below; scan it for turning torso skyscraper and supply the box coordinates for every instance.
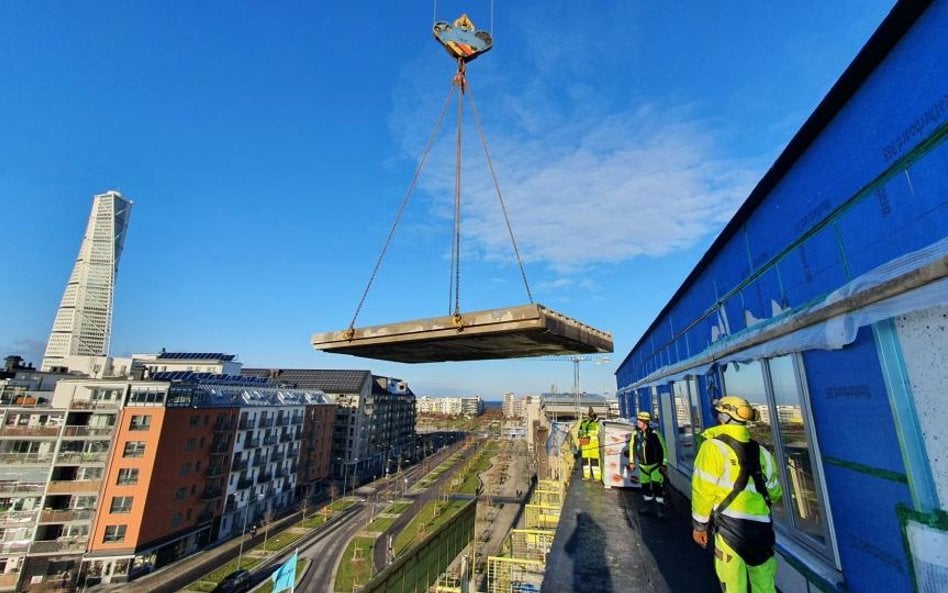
[41,190,133,372]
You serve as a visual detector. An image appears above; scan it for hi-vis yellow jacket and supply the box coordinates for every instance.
[691,424,782,532]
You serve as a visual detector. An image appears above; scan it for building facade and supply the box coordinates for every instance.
[615,4,947,592]
[241,369,416,488]
[42,191,132,374]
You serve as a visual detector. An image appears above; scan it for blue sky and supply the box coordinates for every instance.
[0,1,896,399]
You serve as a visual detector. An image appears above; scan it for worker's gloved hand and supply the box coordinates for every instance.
[692,529,708,548]
[626,463,635,472]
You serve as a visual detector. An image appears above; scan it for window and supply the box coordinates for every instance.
[180,462,192,476]
[186,439,197,451]
[129,415,151,431]
[721,355,832,557]
[128,388,165,405]
[175,487,187,500]
[189,415,201,427]
[671,377,703,469]
[116,468,139,485]
[103,525,127,543]
[110,496,133,514]
[171,512,182,527]
[123,441,146,458]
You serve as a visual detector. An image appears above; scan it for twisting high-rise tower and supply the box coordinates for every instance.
[41,190,133,372]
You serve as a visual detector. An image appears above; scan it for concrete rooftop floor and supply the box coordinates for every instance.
[541,471,719,593]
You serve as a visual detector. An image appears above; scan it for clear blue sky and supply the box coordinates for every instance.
[0,1,896,399]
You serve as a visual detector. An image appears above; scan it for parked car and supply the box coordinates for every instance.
[213,569,251,593]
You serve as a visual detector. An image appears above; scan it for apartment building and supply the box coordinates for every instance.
[241,369,416,488]
[416,396,484,417]
[0,353,335,590]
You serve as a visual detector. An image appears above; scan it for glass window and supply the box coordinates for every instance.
[721,355,832,557]
[103,525,127,543]
[110,496,133,514]
[129,415,151,431]
[122,442,146,458]
[116,468,139,485]
[672,378,702,468]
[768,355,829,546]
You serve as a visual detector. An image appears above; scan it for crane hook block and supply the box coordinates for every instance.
[433,14,493,63]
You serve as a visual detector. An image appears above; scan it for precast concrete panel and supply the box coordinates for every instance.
[896,307,948,507]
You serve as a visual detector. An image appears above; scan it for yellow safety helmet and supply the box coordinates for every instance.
[636,411,652,422]
[714,395,760,423]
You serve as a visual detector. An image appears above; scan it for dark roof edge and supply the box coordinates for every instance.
[620,0,932,370]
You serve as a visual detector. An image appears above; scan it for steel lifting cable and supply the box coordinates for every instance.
[466,81,535,304]
[347,83,459,334]
[451,59,466,318]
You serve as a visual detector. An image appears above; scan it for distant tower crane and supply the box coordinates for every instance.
[538,355,611,417]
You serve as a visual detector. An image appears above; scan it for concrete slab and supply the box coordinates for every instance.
[311,303,613,363]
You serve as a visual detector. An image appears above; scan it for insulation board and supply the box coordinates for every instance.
[311,303,613,363]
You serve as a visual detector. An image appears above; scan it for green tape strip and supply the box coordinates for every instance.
[822,455,908,484]
[897,503,948,593]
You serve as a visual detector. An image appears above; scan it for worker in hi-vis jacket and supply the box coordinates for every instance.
[627,411,668,518]
[691,395,783,593]
[577,407,602,481]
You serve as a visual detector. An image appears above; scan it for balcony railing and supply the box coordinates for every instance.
[0,541,30,554]
[0,481,46,496]
[201,487,222,501]
[69,399,120,410]
[39,508,95,523]
[0,509,38,526]
[280,432,293,443]
[0,425,61,437]
[0,452,54,465]
[238,418,254,430]
[214,420,233,432]
[291,414,304,425]
[244,438,260,449]
[257,473,272,484]
[56,451,107,464]
[257,418,274,429]
[211,441,229,454]
[236,478,254,490]
[46,479,102,494]
[62,426,113,437]
[269,452,284,464]
[232,458,248,471]
[263,435,277,446]
[276,416,290,427]
[30,538,87,554]
[206,464,225,478]
[251,457,266,467]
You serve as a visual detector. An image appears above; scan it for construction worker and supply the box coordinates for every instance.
[627,411,668,518]
[691,395,783,593]
[577,407,601,481]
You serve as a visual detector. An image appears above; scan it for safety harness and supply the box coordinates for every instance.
[712,434,772,514]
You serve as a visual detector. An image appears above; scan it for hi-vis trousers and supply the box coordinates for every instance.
[714,533,776,593]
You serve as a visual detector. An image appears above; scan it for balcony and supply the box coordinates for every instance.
[236,478,254,490]
[280,432,293,443]
[201,487,222,501]
[46,479,102,494]
[257,418,274,429]
[0,541,29,555]
[0,481,46,496]
[232,458,248,472]
[256,472,272,484]
[276,416,290,427]
[251,456,266,467]
[30,538,87,554]
[69,399,119,410]
[39,508,95,523]
[262,434,277,446]
[244,438,260,449]
[291,414,304,425]
[0,425,61,437]
[210,441,229,454]
[0,452,54,465]
[269,452,284,464]
[199,509,215,523]
[62,426,113,437]
[56,451,107,464]
[206,464,225,478]
[0,509,38,526]
[238,418,254,430]
[214,419,233,432]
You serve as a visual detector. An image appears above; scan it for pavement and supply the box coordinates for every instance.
[541,470,719,593]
